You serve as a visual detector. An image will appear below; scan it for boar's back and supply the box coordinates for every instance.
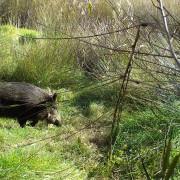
[0,82,53,106]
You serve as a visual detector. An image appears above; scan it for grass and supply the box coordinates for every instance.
[0,24,82,88]
[0,90,179,179]
[128,0,180,20]
[0,117,88,179]
[0,25,39,81]
[87,106,180,178]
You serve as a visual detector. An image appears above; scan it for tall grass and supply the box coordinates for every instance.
[120,0,180,19]
[0,25,84,88]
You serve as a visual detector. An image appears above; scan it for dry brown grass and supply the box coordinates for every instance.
[111,0,180,21]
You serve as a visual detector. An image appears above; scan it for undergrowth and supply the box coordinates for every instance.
[0,91,179,179]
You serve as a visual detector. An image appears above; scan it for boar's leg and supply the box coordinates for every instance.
[30,119,38,127]
[17,118,27,128]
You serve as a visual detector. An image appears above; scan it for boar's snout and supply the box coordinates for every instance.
[54,119,61,126]
[47,115,62,127]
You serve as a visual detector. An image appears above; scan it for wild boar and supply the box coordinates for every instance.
[0,82,61,127]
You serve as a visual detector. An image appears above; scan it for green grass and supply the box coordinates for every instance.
[0,92,179,179]
[0,24,83,88]
[0,25,39,81]
[0,117,89,179]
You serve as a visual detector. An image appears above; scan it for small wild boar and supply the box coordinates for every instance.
[0,82,61,127]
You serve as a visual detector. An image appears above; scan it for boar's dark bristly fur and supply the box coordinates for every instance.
[0,82,61,127]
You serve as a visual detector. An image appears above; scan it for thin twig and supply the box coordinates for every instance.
[158,0,180,69]
[139,153,151,180]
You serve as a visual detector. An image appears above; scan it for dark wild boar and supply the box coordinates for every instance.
[0,82,61,127]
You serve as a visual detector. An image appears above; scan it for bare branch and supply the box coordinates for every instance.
[158,0,180,69]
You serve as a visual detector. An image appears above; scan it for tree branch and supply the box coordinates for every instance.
[158,0,180,69]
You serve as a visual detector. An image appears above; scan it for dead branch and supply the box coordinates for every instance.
[158,0,180,69]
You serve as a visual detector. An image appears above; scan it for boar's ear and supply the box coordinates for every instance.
[52,93,57,102]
